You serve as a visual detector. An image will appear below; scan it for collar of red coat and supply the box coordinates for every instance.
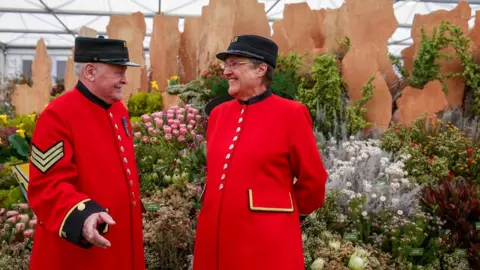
[75,80,112,110]
[204,88,273,116]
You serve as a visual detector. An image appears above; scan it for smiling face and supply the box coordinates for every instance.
[222,55,267,100]
[84,63,128,104]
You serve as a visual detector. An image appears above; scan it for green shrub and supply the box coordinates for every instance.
[127,92,163,117]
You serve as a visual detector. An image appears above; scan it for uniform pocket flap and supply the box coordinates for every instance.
[248,188,294,213]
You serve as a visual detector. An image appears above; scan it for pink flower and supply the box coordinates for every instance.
[145,122,153,128]
[141,115,151,123]
[152,111,163,118]
[191,108,199,115]
[171,106,179,111]
[195,115,202,121]
[6,210,19,217]
[189,120,196,126]
[18,214,29,223]
[196,134,204,142]
[178,135,185,142]
[134,132,141,138]
[171,124,178,130]
[187,107,194,113]
[179,124,187,129]
[187,113,194,121]
[153,129,160,134]
[185,104,192,109]
[187,124,193,130]
[163,125,172,133]
[190,130,197,136]
[148,127,154,133]
[174,119,181,125]
[142,136,149,143]
[18,203,29,210]
[167,113,174,119]
[6,216,18,223]
[150,137,158,144]
[165,133,173,141]
[15,222,25,233]
[177,114,185,122]
[0,208,5,216]
[172,129,180,137]
[155,118,163,127]
[29,219,37,228]
[167,109,174,114]
[24,229,35,238]
[180,127,188,135]
[167,119,174,125]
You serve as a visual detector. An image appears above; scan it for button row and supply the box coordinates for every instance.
[219,106,246,191]
[110,111,136,208]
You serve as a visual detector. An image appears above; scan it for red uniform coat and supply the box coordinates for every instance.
[193,90,328,270]
[27,81,145,270]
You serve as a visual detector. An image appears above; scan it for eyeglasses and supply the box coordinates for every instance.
[219,61,250,70]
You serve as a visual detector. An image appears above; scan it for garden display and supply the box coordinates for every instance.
[3,15,480,269]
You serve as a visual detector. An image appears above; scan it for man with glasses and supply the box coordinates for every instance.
[194,35,328,270]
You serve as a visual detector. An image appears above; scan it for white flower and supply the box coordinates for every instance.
[380,196,386,202]
[346,182,352,187]
[371,193,377,198]
[311,258,325,270]
[392,198,399,204]
[328,240,341,251]
[362,211,367,217]
[397,210,403,216]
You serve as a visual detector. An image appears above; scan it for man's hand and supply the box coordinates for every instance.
[82,212,116,248]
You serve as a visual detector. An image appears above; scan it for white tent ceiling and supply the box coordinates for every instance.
[0,0,479,58]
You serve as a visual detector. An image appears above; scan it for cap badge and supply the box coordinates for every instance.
[231,36,238,43]
[123,41,128,48]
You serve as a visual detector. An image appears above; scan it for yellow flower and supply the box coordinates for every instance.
[16,129,26,138]
[150,81,159,91]
[172,75,179,80]
[29,113,36,122]
[0,114,7,124]
[16,123,24,129]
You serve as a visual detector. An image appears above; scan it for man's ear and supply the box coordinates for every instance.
[257,63,267,78]
[84,63,97,82]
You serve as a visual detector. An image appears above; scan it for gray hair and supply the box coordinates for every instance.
[73,62,86,78]
[249,59,274,88]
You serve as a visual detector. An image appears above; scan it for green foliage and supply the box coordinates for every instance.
[165,80,214,112]
[127,92,163,117]
[345,76,375,135]
[380,117,479,184]
[297,54,345,137]
[297,54,373,139]
[8,134,29,159]
[200,61,229,97]
[390,20,480,115]
[272,51,306,99]
[0,186,25,209]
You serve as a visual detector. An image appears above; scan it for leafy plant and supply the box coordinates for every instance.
[272,51,306,99]
[127,88,163,118]
[200,61,229,97]
[345,76,375,135]
[165,80,214,113]
[422,177,480,268]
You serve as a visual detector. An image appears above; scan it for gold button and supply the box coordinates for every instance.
[236,127,241,132]
[221,174,225,180]
[120,146,124,152]
[77,203,86,211]
[124,158,128,163]
[226,153,231,159]
[109,112,113,118]
[118,135,121,141]
[233,136,238,141]
[229,144,234,150]
[238,118,243,123]
[219,184,224,190]
[127,169,131,175]
[133,201,136,207]
[129,180,133,186]
[131,192,135,198]
[223,164,228,170]
[115,124,118,130]
[241,109,245,114]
